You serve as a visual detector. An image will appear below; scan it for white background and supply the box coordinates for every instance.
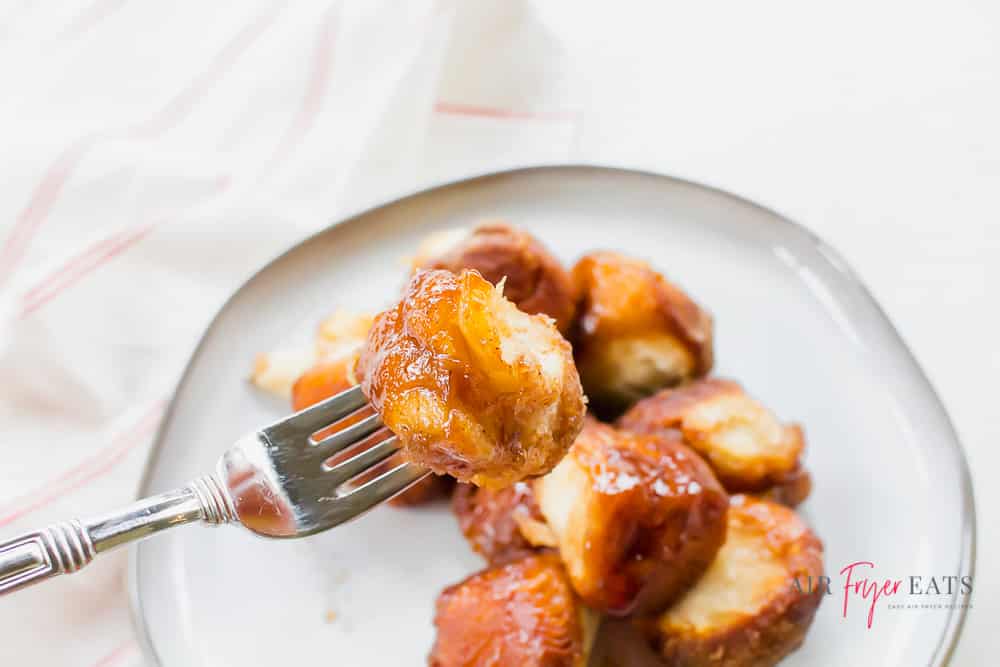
[0,1,996,664]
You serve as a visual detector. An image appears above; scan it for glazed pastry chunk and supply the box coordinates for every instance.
[759,464,812,508]
[291,355,361,412]
[290,344,452,506]
[571,251,713,417]
[533,418,729,615]
[643,495,825,667]
[251,308,373,399]
[429,554,597,667]
[452,481,555,566]
[618,378,807,501]
[356,269,585,489]
[411,223,578,334]
[313,309,376,360]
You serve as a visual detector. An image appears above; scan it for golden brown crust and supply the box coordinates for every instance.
[758,464,812,508]
[429,554,590,667]
[644,495,825,667]
[452,482,553,565]
[571,252,713,417]
[618,379,806,500]
[414,223,578,334]
[357,269,585,488]
[534,418,729,616]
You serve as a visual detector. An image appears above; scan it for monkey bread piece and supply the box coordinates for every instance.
[291,356,360,412]
[618,378,807,500]
[429,554,598,667]
[291,342,452,507]
[759,464,812,508]
[251,308,372,399]
[645,495,825,667]
[571,252,713,418]
[313,309,375,360]
[410,227,475,269]
[251,345,320,400]
[452,481,555,566]
[411,223,578,334]
[356,269,585,489]
[533,418,729,616]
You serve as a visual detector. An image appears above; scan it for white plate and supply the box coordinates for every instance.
[130,166,974,666]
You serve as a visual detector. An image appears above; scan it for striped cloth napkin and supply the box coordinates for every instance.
[0,1,581,664]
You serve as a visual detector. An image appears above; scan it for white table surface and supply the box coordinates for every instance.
[0,1,995,664]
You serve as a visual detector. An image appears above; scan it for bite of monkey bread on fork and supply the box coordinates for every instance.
[356,269,586,489]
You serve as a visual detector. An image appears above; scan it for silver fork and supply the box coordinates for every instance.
[0,385,428,595]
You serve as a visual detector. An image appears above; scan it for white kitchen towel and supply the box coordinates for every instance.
[0,1,581,664]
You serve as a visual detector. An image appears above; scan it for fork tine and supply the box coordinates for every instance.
[323,436,401,487]
[341,462,429,512]
[263,384,367,442]
[311,412,383,454]
[309,462,430,531]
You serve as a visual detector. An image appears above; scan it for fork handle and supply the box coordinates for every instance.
[0,474,235,595]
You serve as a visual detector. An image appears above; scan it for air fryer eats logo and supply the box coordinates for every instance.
[791,561,973,629]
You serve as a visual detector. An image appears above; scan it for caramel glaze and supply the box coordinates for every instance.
[357,269,585,489]
[429,553,587,667]
[642,495,825,667]
[452,481,552,565]
[538,418,729,616]
[418,222,578,334]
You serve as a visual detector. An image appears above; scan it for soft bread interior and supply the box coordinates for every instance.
[658,506,787,633]
[533,453,593,586]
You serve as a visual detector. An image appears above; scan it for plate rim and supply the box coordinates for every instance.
[127,163,976,666]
